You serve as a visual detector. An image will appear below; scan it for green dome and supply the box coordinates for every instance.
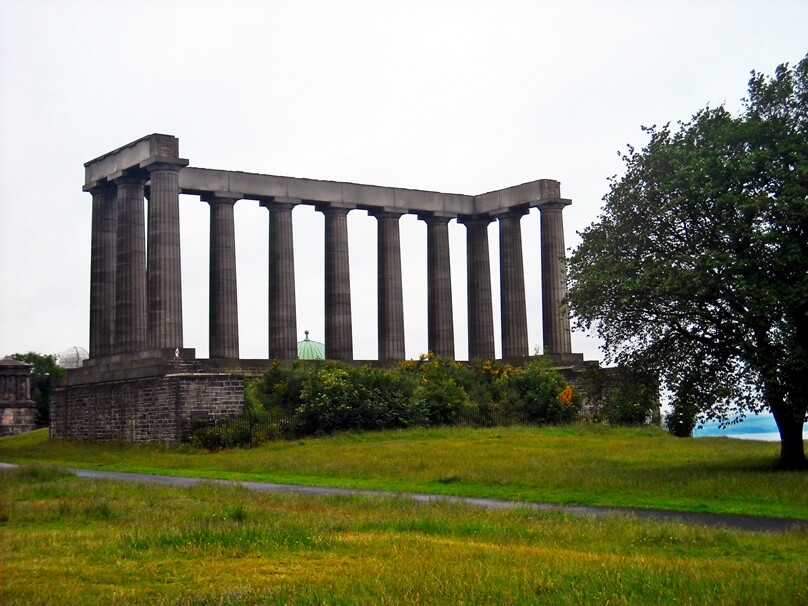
[297,331,325,360]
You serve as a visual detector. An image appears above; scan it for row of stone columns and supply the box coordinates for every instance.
[197,201,572,361]
[89,161,186,357]
[89,179,572,362]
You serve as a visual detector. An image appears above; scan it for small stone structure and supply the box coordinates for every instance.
[53,133,591,443]
[0,358,37,435]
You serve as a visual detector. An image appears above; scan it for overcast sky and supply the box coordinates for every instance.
[1,1,806,363]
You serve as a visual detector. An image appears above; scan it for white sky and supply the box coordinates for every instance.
[1,0,806,363]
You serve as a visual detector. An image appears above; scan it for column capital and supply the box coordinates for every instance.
[417,213,453,225]
[370,209,404,220]
[202,192,242,205]
[113,169,149,186]
[497,207,529,219]
[259,197,300,211]
[538,199,572,211]
[85,181,117,196]
[140,157,189,172]
[457,214,493,227]
[315,203,354,215]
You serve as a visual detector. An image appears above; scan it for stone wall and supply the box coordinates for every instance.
[51,372,244,444]
[0,358,37,436]
[1,405,37,436]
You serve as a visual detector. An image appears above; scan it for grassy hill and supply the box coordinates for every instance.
[2,426,807,604]
[1,425,805,519]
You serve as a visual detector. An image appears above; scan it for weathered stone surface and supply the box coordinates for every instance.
[0,359,36,436]
[373,211,405,360]
[89,183,117,357]
[462,217,495,360]
[51,371,244,443]
[206,195,240,359]
[262,200,298,360]
[540,201,573,354]
[499,210,529,358]
[146,162,186,350]
[320,205,354,360]
[114,172,148,353]
[423,215,454,357]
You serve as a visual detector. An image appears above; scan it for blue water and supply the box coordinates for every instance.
[693,413,808,442]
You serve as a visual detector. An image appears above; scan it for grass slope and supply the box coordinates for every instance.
[1,425,806,518]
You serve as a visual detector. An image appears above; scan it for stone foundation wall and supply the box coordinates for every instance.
[51,372,244,443]
[0,405,37,436]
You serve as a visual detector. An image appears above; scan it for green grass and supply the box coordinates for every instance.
[1,464,806,605]
[1,425,806,518]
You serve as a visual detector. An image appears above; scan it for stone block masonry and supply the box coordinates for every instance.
[52,359,245,443]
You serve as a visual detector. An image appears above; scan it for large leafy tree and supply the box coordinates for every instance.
[568,56,808,469]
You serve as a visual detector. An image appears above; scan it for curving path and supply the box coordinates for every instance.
[2,463,805,533]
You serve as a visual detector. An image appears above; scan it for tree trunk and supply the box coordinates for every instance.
[772,409,807,470]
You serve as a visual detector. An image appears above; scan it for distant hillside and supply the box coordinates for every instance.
[694,413,807,440]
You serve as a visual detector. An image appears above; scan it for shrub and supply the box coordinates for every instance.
[399,354,469,425]
[583,364,660,425]
[296,365,422,435]
[414,376,467,425]
[246,360,312,416]
[502,359,582,424]
[666,398,698,438]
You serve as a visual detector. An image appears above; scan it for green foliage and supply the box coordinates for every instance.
[666,398,698,438]
[399,354,471,425]
[242,355,583,437]
[8,352,66,426]
[414,376,467,425]
[245,360,311,416]
[502,358,582,424]
[297,364,422,434]
[583,364,660,426]
[567,56,808,468]
[185,413,300,450]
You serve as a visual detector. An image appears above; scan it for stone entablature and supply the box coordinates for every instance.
[84,134,566,218]
[0,358,37,436]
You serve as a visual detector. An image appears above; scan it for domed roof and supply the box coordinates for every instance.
[297,331,325,360]
[58,346,89,369]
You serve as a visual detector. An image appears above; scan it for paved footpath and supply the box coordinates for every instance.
[2,462,806,533]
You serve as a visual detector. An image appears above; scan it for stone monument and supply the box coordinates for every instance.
[0,358,37,435]
[52,133,586,443]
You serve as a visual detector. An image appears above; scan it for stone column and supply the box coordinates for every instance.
[145,161,186,350]
[540,201,573,354]
[462,217,495,360]
[373,211,405,361]
[319,205,353,360]
[88,182,117,357]
[261,199,298,359]
[205,194,240,359]
[423,215,455,358]
[498,209,529,359]
[114,172,148,353]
